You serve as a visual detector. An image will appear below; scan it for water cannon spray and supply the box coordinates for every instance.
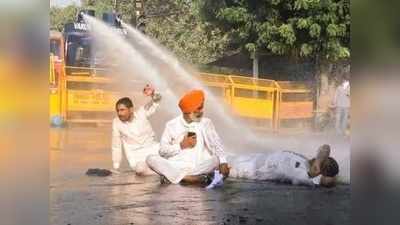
[77,9,95,23]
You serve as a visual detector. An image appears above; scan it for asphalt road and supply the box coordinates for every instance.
[50,126,350,225]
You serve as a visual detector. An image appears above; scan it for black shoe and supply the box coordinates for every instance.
[200,174,213,186]
[160,175,171,185]
[86,168,112,177]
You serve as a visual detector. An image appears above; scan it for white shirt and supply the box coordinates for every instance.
[257,151,320,185]
[228,151,320,186]
[111,103,159,165]
[334,81,350,108]
[159,115,227,166]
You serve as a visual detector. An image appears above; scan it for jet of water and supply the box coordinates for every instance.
[120,21,253,134]
[84,15,180,116]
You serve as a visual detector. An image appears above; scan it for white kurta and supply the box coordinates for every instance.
[146,116,227,184]
[229,151,320,186]
[111,103,160,172]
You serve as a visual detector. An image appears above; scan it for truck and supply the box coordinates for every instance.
[49,10,129,125]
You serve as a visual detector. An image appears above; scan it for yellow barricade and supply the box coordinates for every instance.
[228,76,278,129]
[61,67,146,123]
[196,74,315,132]
[275,81,314,130]
[63,71,119,123]
[51,62,315,131]
[197,73,232,104]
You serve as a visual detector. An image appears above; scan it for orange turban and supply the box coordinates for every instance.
[178,90,205,113]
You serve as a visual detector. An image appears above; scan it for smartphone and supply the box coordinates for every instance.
[187,132,196,137]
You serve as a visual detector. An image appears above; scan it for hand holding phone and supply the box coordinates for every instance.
[180,132,197,149]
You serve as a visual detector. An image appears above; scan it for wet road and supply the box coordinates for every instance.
[50,127,350,225]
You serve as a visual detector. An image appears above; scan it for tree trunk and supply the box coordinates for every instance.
[251,51,259,98]
[314,60,336,130]
[114,0,119,11]
[252,52,259,79]
[129,0,137,26]
[316,62,333,110]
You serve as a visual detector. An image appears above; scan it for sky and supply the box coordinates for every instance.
[50,0,81,7]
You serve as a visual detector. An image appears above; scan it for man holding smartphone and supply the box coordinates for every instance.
[146,89,229,185]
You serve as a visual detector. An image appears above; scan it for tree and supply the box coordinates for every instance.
[50,5,79,31]
[82,0,139,26]
[194,0,350,78]
[144,0,229,65]
[50,0,135,31]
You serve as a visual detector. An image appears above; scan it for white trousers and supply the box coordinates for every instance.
[125,143,160,175]
[146,155,219,184]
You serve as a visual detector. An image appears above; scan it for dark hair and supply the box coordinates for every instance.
[321,157,339,177]
[115,97,133,110]
[319,144,331,152]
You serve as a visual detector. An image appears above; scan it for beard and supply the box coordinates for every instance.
[119,113,133,122]
[118,116,128,122]
[188,112,202,123]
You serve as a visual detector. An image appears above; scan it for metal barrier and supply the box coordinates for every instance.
[196,74,314,132]
[61,67,146,123]
[275,81,314,130]
[227,75,278,130]
[63,69,119,123]
[50,62,315,130]
[196,73,231,104]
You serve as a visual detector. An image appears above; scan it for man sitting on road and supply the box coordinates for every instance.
[111,85,162,175]
[146,89,230,185]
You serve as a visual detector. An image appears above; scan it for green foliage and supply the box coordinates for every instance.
[245,43,256,53]
[145,0,229,64]
[296,18,311,29]
[300,43,313,56]
[195,0,350,62]
[50,0,350,66]
[50,5,79,31]
[309,23,321,38]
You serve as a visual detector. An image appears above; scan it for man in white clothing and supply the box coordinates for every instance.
[112,85,162,175]
[146,89,230,185]
[331,74,350,135]
[229,144,339,187]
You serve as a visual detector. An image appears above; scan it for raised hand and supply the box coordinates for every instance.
[143,84,155,97]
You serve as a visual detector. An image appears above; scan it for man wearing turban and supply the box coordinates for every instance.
[146,89,230,185]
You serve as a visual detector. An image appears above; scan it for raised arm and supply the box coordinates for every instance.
[142,84,161,117]
[143,93,162,117]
